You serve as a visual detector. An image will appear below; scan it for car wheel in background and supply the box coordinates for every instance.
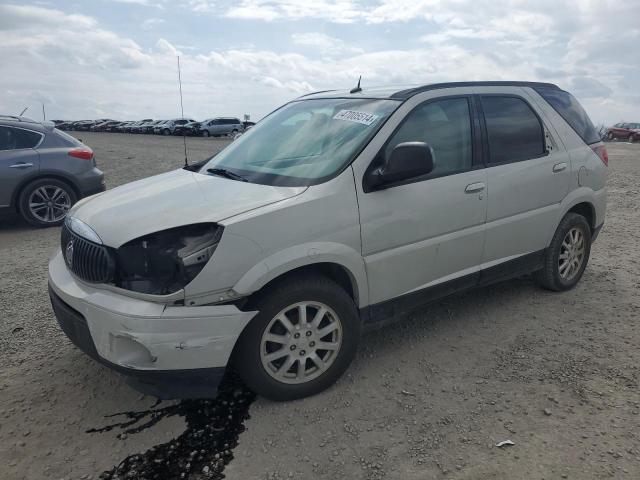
[234,274,360,401]
[18,178,77,227]
[163,129,171,136]
[629,134,635,143]
[607,132,614,140]
[202,130,210,137]
[534,212,591,292]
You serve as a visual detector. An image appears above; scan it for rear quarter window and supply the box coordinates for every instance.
[534,87,600,145]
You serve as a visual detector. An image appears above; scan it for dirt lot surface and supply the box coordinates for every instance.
[1,133,638,480]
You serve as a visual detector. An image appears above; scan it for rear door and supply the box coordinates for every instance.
[0,126,42,207]
[477,88,570,272]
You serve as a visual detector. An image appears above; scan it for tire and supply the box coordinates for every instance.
[607,132,614,141]
[629,134,635,144]
[202,130,210,137]
[534,213,591,291]
[234,274,361,401]
[163,129,170,136]
[18,178,77,227]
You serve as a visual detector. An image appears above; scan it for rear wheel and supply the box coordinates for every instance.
[607,131,614,140]
[534,213,591,291]
[18,178,77,227]
[234,274,360,401]
[629,134,635,143]
[163,129,170,136]
[202,130,210,137]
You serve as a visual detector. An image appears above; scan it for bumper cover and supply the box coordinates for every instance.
[48,250,257,398]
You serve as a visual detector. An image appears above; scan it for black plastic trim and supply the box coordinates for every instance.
[361,249,546,330]
[391,81,560,100]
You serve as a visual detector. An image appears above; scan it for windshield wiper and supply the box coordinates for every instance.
[206,168,248,182]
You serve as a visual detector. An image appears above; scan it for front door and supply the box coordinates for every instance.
[356,96,488,306]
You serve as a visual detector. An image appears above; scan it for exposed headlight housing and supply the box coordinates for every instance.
[114,223,222,295]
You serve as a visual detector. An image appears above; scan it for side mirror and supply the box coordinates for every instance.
[368,142,434,190]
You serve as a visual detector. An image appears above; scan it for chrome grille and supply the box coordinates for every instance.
[61,223,114,283]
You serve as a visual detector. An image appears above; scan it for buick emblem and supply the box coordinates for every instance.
[65,240,74,269]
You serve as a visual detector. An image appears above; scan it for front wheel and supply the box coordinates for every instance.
[534,213,591,291]
[201,130,210,137]
[162,129,170,136]
[607,132,614,140]
[234,274,360,401]
[629,134,635,144]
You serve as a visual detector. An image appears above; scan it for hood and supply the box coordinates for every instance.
[70,168,306,247]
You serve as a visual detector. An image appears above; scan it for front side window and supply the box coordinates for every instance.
[382,97,473,178]
[0,126,42,150]
[481,96,545,164]
[202,98,399,186]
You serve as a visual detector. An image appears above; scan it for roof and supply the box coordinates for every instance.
[0,115,54,132]
[298,81,561,101]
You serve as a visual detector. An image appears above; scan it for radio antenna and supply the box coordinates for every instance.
[177,55,189,167]
[42,103,46,121]
[19,106,28,116]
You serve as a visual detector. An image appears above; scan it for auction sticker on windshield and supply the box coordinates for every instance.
[333,110,379,126]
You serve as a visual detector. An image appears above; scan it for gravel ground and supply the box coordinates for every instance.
[0,133,638,480]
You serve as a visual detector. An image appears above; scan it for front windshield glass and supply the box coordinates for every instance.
[201,98,399,186]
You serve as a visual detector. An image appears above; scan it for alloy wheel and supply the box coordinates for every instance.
[260,301,342,385]
[558,227,585,280]
[28,185,71,223]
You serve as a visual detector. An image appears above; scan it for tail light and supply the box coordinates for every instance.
[68,147,94,160]
[591,144,608,166]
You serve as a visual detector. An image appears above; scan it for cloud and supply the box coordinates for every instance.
[142,17,165,29]
[1,1,638,125]
[291,32,364,55]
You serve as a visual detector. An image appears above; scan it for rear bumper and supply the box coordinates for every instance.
[48,250,257,398]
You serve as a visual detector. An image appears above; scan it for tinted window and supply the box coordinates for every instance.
[0,126,42,150]
[384,97,472,178]
[534,87,599,145]
[481,96,545,164]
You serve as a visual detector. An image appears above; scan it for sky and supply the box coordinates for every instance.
[0,0,638,125]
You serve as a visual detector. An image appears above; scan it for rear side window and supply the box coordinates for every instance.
[481,96,545,164]
[0,126,42,150]
[534,87,600,145]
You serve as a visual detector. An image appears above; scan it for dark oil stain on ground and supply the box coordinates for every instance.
[89,373,256,479]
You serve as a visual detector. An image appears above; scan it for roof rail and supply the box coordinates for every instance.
[298,89,338,98]
[0,115,38,123]
[391,81,561,100]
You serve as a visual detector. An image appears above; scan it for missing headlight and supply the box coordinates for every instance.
[115,223,222,295]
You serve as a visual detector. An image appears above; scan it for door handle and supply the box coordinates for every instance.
[465,182,485,193]
[9,162,34,169]
[553,162,567,173]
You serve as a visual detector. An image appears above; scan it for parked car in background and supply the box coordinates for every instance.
[105,121,126,132]
[174,121,200,136]
[130,120,152,134]
[48,81,606,401]
[606,122,640,142]
[91,120,121,132]
[242,121,256,130]
[0,115,105,227]
[56,121,73,131]
[198,117,243,137]
[153,118,195,135]
[141,120,164,134]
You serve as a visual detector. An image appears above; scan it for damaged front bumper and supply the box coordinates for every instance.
[48,250,257,399]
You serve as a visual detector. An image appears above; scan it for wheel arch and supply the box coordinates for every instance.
[232,245,369,308]
[11,172,81,212]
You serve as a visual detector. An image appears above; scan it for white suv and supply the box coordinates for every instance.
[48,82,607,401]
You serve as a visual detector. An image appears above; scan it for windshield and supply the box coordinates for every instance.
[201,98,399,186]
